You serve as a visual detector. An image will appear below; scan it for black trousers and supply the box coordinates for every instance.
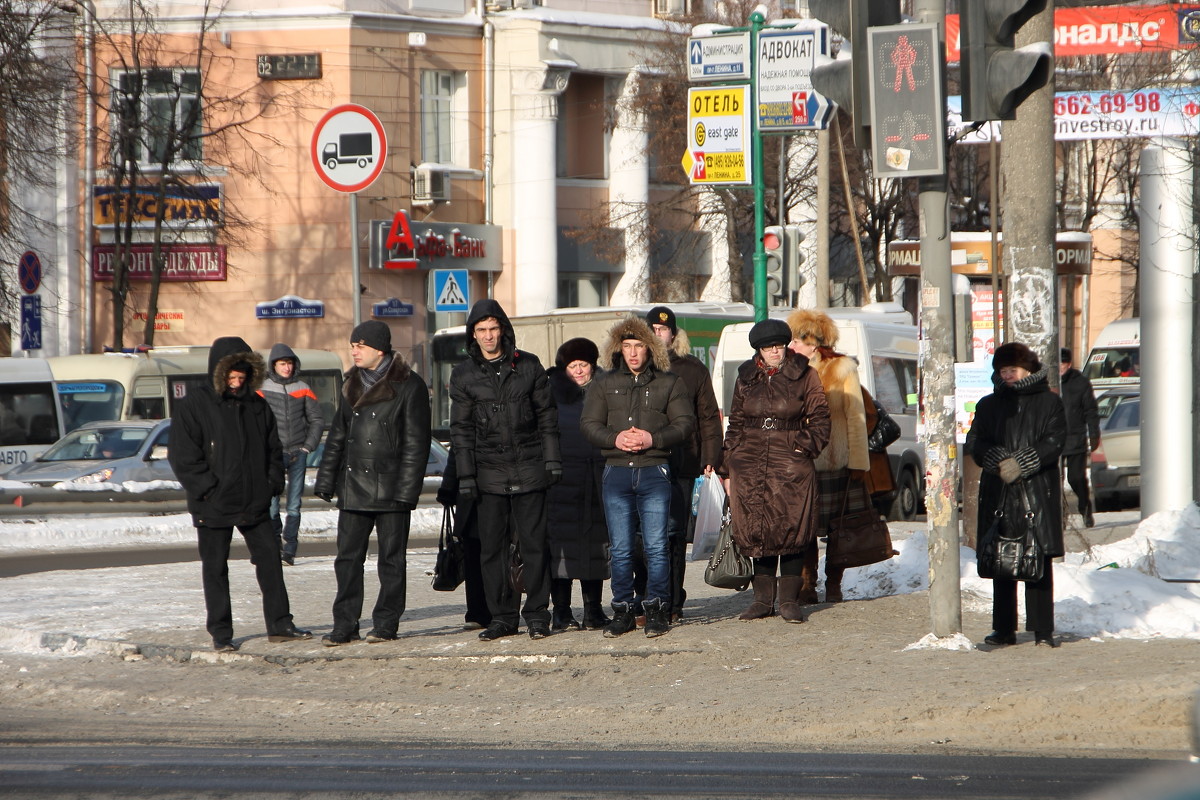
[197,521,293,642]
[1062,453,1090,514]
[991,555,1055,633]
[331,509,411,635]
[478,491,551,628]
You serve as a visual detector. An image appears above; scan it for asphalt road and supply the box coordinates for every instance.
[0,744,1181,799]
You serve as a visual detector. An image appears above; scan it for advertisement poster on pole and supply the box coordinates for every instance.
[681,85,752,185]
[756,26,833,132]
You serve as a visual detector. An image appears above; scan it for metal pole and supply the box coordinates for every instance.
[915,0,961,638]
[989,134,1001,349]
[816,129,830,309]
[750,10,767,322]
[350,193,362,327]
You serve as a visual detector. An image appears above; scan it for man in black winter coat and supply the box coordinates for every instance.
[1059,348,1101,527]
[169,336,311,653]
[449,299,561,642]
[314,321,431,646]
[645,306,723,622]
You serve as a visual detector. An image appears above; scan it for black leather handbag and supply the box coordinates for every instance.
[977,484,1044,582]
[431,507,466,591]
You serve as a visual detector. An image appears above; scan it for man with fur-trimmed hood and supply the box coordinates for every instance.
[449,299,561,643]
[645,306,722,623]
[581,316,695,638]
[170,336,310,653]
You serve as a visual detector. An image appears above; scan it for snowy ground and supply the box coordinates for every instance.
[0,504,1197,644]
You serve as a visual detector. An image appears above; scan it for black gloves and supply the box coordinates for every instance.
[459,477,478,503]
[316,492,333,503]
[546,462,563,486]
[436,484,456,507]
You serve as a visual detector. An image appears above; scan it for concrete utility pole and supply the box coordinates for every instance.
[1139,142,1196,517]
[914,0,961,638]
[1000,2,1058,382]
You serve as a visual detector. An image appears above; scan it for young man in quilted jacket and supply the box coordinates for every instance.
[260,343,324,565]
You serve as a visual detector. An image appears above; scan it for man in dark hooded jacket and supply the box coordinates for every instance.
[315,321,431,646]
[260,342,324,564]
[169,336,310,653]
[449,299,561,642]
[1059,348,1101,527]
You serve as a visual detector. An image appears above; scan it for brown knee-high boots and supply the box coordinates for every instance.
[824,565,845,603]
[776,575,805,623]
[739,575,776,620]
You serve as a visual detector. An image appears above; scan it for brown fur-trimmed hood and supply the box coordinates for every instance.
[599,315,671,373]
[787,309,840,347]
[210,349,267,396]
[667,327,692,359]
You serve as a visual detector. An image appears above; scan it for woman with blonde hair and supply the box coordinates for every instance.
[786,309,871,603]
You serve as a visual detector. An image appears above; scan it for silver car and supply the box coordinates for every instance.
[5,419,175,488]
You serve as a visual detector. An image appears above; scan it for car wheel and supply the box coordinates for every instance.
[889,467,920,521]
[357,158,368,169]
[325,158,338,170]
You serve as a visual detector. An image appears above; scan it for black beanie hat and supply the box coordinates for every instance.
[993,342,1042,373]
[749,319,792,351]
[1060,347,1072,364]
[556,337,600,369]
[350,320,391,353]
[645,306,677,335]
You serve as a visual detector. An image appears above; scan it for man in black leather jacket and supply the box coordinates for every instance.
[449,299,561,642]
[314,321,431,646]
[169,336,311,653]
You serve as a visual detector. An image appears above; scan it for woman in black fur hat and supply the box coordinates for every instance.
[966,342,1068,648]
[545,338,611,630]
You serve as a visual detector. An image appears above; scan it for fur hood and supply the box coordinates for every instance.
[598,315,671,373]
[666,327,692,360]
[787,309,840,347]
[209,341,267,396]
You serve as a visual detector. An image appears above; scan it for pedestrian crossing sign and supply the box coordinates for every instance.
[433,269,469,312]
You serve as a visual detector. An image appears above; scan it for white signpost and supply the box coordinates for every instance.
[756,27,833,132]
[687,31,751,82]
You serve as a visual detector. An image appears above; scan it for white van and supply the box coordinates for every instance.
[1083,318,1139,395]
[712,304,922,519]
[0,358,65,474]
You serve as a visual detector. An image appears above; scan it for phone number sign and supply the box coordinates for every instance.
[681,85,752,185]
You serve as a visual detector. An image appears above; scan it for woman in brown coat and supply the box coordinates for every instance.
[787,310,871,603]
[720,319,831,623]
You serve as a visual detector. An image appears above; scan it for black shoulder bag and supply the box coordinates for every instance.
[976,483,1045,582]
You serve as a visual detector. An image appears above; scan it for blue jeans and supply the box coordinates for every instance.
[602,464,672,607]
[270,450,307,559]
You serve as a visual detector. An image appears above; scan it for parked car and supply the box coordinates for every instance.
[1091,389,1140,510]
[5,419,175,488]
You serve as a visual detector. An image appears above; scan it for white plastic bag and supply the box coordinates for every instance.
[691,472,727,561]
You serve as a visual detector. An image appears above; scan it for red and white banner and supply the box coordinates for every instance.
[946,4,1200,62]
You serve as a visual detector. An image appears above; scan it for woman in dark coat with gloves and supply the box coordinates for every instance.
[719,319,831,623]
[966,342,1067,648]
[545,338,611,631]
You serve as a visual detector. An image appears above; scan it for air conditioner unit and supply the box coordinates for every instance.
[413,164,450,205]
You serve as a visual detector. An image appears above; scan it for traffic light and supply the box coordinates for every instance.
[959,0,1053,121]
[782,224,806,298]
[809,0,901,149]
[763,225,786,305]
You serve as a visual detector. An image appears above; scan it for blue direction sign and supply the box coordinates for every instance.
[20,295,42,350]
[372,298,414,318]
[433,269,469,312]
[687,31,751,82]
[255,295,325,319]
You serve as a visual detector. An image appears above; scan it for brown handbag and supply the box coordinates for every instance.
[826,478,898,569]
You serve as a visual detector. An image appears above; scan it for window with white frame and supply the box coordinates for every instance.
[420,70,467,166]
[113,69,203,169]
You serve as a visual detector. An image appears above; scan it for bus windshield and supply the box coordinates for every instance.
[0,382,62,446]
[57,381,127,432]
[1083,347,1139,382]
